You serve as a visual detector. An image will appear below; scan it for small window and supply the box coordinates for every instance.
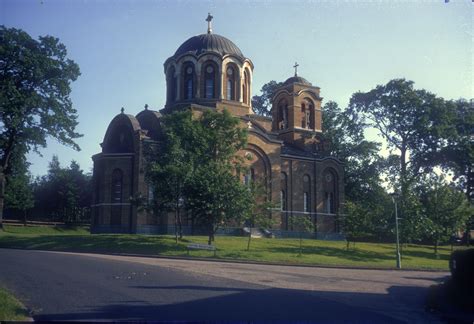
[186,79,193,99]
[227,79,233,100]
[205,65,215,99]
[147,185,154,204]
[111,169,123,203]
[184,65,194,100]
[280,190,286,211]
[226,67,234,100]
[304,192,309,212]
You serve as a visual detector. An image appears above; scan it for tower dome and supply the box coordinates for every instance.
[173,33,245,59]
[163,13,254,112]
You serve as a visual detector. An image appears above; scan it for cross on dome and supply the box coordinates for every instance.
[293,62,299,77]
[206,13,213,34]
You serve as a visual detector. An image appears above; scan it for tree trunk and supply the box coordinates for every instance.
[400,145,408,197]
[247,228,252,251]
[23,210,27,226]
[208,224,213,245]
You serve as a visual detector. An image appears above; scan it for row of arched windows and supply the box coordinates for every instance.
[166,62,251,105]
[279,171,337,214]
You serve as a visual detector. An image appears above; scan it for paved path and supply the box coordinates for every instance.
[0,249,447,322]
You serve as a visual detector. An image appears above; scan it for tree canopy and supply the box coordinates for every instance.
[0,26,81,228]
[251,81,282,116]
[348,79,454,194]
[146,109,252,244]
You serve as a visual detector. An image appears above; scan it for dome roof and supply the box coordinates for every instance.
[174,33,244,58]
[283,76,312,86]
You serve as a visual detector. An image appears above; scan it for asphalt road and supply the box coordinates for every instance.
[0,249,447,322]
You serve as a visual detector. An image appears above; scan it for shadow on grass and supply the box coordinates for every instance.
[266,245,394,262]
[0,234,187,255]
[403,250,450,261]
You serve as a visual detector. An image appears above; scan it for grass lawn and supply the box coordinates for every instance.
[0,287,29,321]
[0,224,462,270]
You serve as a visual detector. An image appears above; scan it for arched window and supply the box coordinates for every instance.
[302,98,315,129]
[323,169,337,214]
[183,63,195,100]
[201,62,217,99]
[303,193,309,212]
[280,172,288,212]
[277,100,289,130]
[111,169,123,203]
[226,66,235,100]
[303,174,311,213]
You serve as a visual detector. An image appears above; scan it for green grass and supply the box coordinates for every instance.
[0,224,463,270]
[0,287,29,321]
[1,224,89,235]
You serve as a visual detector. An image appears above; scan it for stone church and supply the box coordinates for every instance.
[91,15,344,237]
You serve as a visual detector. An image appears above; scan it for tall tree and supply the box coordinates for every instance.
[185,109,250,244]
[348,79,454,195]
[438,99,474,201]
[0,26,81,228]
[347,79,456,243]
[145,110,197,242]
[251,81,283,116]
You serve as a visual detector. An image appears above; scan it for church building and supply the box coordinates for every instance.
[91,15,344,237]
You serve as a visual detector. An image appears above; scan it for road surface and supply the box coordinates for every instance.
[0,249,447,322]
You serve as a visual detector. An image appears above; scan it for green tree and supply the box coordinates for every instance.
[146,109,250,245]
[290,215,315,256]
[348,79,456,243]
[0,26,81,229]
[185,109,249,245]
[251,81,283,116]
[145,111,197,242]
[417,175,473,255]
[33,157,91,222]
[348,79,454,195]
[437,99,474,240]
[186,164,252,245]
[4,149,33,224]
[343,192,392,249]
[242,182,276,251]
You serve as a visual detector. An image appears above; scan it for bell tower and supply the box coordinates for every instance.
[271,64,323,151]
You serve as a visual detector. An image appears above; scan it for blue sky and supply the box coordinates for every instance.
[1,0,472,176]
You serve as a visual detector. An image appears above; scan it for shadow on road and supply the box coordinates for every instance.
[34,284,438,322]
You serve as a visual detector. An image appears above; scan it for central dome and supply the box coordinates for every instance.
[174,33,244,58]
[283,76,312,86]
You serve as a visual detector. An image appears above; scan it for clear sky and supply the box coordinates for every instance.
[1,0,472,176]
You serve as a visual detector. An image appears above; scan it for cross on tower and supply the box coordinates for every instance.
[293,62,299,77]
[206,13,213,34]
